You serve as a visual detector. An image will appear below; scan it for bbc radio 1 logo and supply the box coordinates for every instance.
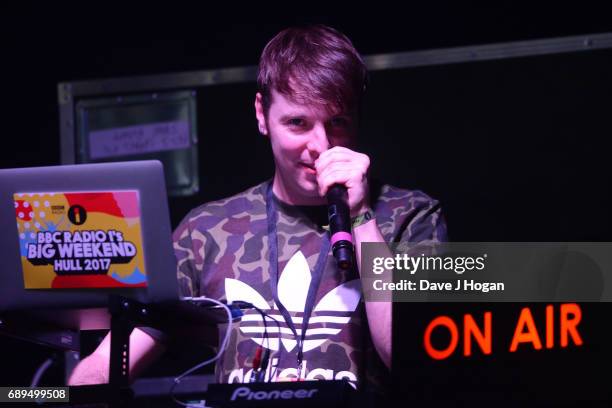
[67,205,87,225]
[46,203,88,224]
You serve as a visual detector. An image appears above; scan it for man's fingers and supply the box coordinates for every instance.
[315,147,357,171]
[317,163,359,196]
[316,150,369,175]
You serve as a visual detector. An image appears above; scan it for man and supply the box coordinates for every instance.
[69,25,447,388]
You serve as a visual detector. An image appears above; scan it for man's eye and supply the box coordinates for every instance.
[330,117,349,127]
[287,118,305,127]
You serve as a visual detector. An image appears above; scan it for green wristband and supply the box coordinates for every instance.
[351,210,375,228]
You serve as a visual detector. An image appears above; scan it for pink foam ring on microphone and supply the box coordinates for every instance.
[330,231,353,246]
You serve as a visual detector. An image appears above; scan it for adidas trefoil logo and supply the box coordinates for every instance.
[225,251,361,353]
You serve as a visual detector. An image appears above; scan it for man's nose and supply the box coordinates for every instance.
[306,123,330,157]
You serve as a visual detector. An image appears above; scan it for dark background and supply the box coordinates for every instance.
[1,2,611,406]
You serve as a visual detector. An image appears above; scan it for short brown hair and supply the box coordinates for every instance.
[257,25,367,115]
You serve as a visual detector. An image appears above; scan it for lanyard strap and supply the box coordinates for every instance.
[265,182,331,368]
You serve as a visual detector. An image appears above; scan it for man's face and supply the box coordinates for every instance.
[256,89,357,203]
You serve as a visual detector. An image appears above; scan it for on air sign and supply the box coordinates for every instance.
[423,303,583,360]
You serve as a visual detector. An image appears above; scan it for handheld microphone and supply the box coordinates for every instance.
[326,184,353,270]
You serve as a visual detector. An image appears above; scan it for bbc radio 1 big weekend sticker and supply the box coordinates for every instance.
[14,191,147,289]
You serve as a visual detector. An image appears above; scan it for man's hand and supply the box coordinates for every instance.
[314,146,371,217]
[315,146,391,369]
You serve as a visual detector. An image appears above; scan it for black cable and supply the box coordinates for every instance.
[170,297,233,407]
[247,304,283,382]
[249,306,268,382]
[229,301,283,382]
[169,298,285,407]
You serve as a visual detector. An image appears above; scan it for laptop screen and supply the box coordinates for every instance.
[0,160,177,312]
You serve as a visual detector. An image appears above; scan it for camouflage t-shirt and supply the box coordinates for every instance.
[172,180,447,386]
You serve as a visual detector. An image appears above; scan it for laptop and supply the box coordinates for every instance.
[0,160,182,330]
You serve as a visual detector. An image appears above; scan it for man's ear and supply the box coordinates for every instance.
[254,92,268,136]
